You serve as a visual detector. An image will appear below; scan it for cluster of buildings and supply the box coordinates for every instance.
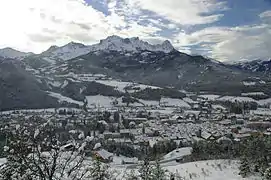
[1,96,271,164]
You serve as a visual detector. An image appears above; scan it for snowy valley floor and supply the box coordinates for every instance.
[0,158,261,179]
[113,159,260,180]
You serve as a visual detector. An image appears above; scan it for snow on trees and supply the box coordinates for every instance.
[0,120,91,180]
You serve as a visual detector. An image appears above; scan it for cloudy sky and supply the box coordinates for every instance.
[0,0,270,62]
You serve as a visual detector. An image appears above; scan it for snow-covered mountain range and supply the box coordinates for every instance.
[232,59,271,74]
[42,42,92,61]
[0,47,33,59]
[1,36,174,63]
[1,35,271,110]
[90,35,175,53]
[0,36,175,65]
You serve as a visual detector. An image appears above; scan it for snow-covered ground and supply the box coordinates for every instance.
[47,91,84,106]
[243,81,256,86]
[250,108,271,116]
[258,98,271,106]
[114,160,260,180]
[241,92,266,96]
[86,95,115,108]
[0,108,82,115]
[0,158,260,180]
[161,147,192,163]
[45,42,92,61]
[0,158,6,165]
[160,98,191,108]
[217,96,256,103]
[95,80,160,93]
[199,94,220,101]
[183,97,197,104]
[163,160,260,180]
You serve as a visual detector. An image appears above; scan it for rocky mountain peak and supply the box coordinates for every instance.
[94,35,175,53]
[0,47,32,59]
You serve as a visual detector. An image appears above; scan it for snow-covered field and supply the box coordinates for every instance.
[114,160,260,180]
[258,98,271,106]
[243,81,256,86]
[199,94,220,101]
[163,160,260,180]
[86,95,115,108]
[160,98,191,108]
[0,158,260,180]
[217,96,256,103]
[241,92,266,96]
[250,108,271,116]
[95,80,160,93]
[47,91,84,106]
[161,147,192,163]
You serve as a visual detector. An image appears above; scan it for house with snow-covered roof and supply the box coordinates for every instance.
[93,149,113,163]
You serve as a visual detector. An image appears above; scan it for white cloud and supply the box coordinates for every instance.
[0,0,269,62]
[173,24,271,61]
[259,10,271,18]
[0,0,162,53]
[124,0,227,25]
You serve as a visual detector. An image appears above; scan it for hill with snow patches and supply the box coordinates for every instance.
[0,35,271,110]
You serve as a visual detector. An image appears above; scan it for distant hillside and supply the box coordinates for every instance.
[0,58,58,111]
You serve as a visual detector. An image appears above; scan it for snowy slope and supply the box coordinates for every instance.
[0,158,261,180]
[160,97,191,108]
[47,91,83,106]
[164,160,260,180]
[217,96,257,103]
[161,147,192,162]
[90,35,174,53]
[114,160,260,180]
[0,47,32,59]
[95,79,161,93]
[38,36,174,62]
[43,42,92,61]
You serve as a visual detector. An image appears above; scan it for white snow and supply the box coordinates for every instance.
[160,98,191,108]
[112,156,138,165]
[0,47,31,59]
[250,108,271,116]
[34,129,40,138]
[78,133,84,140]
[258,98,271,106]
[93,143,101,150]
[164,160,260,180]
[0,158,7,165]
[44,42,92,61]
[161,147,192,162]
[243,81,256,86]
[90,35,174,53]
[0,158,260,180]
[114,160,260,180]
[95,80,131,92]
[95,80,160,93]
[241,92,266,96]
[38,36,175,62]
[47,91,83,106]
[212,104,226,110]
[42,57,57,64]
[139,99,159,106]
[183,97,197,104]
[48,81,62,88]
[199,94,220,101]
[0,108,82,114]
[217,96,256,103]
[61,80,69,89]
[86,95,115,108]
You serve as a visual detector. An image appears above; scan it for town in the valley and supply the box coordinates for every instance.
[1,87,270,167]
